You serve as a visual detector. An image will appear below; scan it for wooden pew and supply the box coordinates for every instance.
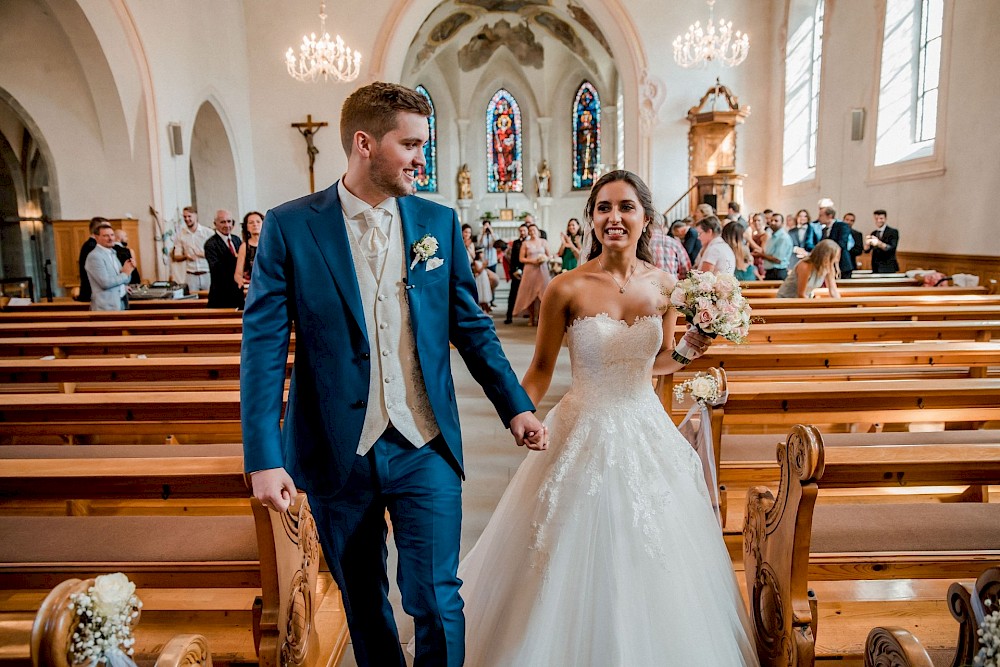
[0,308,241,324]
[2,299,211,312]
[740,285,988,299]
[0,318,247,338]
[743,425,1000,666]
[741,319,1000,344]
[747,294,1000,309]
[746,276,918,289]
[0,451,347,666]
[749,304,1000,324]
[0,334,272,358]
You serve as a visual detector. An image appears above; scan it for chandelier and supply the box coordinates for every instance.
[285,2,362,83]
[673,0,750,69]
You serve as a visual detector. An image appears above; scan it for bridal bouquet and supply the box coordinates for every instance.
[975,599,999,667]
[68,572,142,667]
[673,372,723,407]
[670,271,752,364]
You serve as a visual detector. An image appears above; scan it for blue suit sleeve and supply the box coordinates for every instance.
[241,210,293,473]
[445,212,535,426]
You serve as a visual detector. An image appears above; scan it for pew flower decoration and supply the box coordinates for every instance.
[670,270,752,364]
[673,372,722,407]
[410,234,439,270]
[975,598,999,667]
[68,572,142,667]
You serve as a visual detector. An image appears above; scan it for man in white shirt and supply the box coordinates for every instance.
[172,206,214,293]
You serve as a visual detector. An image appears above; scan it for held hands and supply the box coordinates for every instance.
[793,247,808,259]
[249,467,298,513]
[510,411,549,451]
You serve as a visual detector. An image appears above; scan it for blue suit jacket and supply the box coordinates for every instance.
[822,220,855,275]
[240,183,534,496]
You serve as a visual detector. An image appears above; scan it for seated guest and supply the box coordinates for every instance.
[670,218,701,264]
[864,209,899,273]
[75,217,103,302]
[724,221,757,281]
[204,209,244,309]
[777,239,842,299]
[843,212,864,272]
[756,213,793,280]
[85,222,134,311]
[693,215,735,275]
[113,229,141,284]
[651,217,691,279]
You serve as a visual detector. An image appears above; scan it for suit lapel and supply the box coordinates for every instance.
[397,196,428,285]
[304,183,368,341]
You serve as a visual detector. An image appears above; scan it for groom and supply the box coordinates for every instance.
[241,82,546,667]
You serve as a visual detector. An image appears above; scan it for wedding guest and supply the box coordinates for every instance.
[204,209,244,309]
[864,209,900,273]
[815,205,854,278]
[558,218,583,272]
[670,218,701,264]
[747,212,769,276]
[461,223,476,262]
[113,229,141,285]
[694,215,736,275]
[843,212,864,273]
[789,208,819,269]
[651,217,691,279]
[75,217,102,302]
[512,222,550,326]
[478,220,499,274]
[235,211,263,290]
[724,222,757,281]
[472,251,492,313]
[756,213,793,280]
[777,239,842,298]
[726,200,746,226]
[504,223,528,324]
[173,205,213,293]
[85,222,134,311]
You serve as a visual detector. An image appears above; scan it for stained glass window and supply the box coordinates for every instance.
[414,85,437,192]
[486,89,522,193]
[572,82,601,190]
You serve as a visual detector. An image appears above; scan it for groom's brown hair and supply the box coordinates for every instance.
[340,82,432,156]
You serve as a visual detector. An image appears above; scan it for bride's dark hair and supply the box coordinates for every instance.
[583,170,657,263]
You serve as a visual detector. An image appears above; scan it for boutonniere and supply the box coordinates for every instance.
[410,234,439,270]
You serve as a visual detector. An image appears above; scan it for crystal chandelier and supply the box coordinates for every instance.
[673,0,750,69]
[285,2,362,83]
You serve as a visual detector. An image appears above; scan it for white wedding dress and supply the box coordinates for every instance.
[460,313,759,666]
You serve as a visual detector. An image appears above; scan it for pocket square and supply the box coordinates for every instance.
[426,257,445,271]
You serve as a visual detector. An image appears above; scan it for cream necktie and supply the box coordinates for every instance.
[360,208,388,274]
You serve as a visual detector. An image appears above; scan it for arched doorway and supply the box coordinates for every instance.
[189,101,239,225]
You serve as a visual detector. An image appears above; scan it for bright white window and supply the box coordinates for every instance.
[782,0,825,186]
[874,0,944,165]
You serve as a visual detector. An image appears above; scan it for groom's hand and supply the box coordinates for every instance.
[250,467,298,513]
[510,411,548,451]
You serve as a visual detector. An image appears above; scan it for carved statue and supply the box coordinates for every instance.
[458,163,473,200]
[535,159,551,197]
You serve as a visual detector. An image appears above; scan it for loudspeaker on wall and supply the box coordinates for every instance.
[850,109,865,141]
[168,123,184,156]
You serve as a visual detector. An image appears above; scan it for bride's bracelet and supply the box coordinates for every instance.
[671,350,693,365]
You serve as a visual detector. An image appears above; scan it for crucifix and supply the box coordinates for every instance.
[291,114,328,193]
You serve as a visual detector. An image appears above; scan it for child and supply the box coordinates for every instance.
[472,251,492,313]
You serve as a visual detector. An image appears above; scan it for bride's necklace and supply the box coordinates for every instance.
[597,256,637,294]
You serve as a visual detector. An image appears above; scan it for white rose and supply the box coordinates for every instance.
[689,376,716,399]
[91,573,135,617]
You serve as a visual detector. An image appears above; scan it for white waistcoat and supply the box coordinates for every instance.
[343,215,440,455]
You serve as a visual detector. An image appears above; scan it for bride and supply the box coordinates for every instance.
[459,170,759,666]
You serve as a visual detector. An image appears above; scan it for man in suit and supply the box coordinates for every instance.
[242,82,546,667]
[843,212,864,274]
[864,209,900,273]
[84,222,134,311]
[503,222,528,323]
[204,209,244,308]
[816,205,854,278]
[113,229,141,284]
[75,217,103,302]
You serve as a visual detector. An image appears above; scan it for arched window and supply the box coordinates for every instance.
[782,0,825,185]
[414,85,437,192]
[874,0,944,166]
[572,82,601,191]
[486,89,522,193]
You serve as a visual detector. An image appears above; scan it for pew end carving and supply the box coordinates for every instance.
[863,627,935,667]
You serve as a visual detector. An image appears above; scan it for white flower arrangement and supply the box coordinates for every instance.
[68,572,142,667]
[673,372,723,407]
[410,234,439,270]
[975,599,1000,667]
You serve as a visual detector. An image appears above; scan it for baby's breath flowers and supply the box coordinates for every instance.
[673,372,723,407]
[68,572,142,666]
[975,598,1000,667]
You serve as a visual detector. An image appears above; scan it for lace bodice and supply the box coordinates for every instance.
[565,314,662,400]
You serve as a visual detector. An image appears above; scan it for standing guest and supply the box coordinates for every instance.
[693,215,736,275]
[651,217,691,279]
[173,205,214,293]
[747,212,770,276]
[777,239,842,298]
[461,223,476,262]
[241,81,544,667]
[726,200,746,226]
[762,208,774,225]
[504,223,528,324]
[75,217,103,302]
[113,229,141,284]
[235,210,263,291]
[477,220,499,274]
[864,209,899,273]
[494,239,510,280]
[815,205,854,279]
[789,208,819,269]
[204,209,244,309]
[524,213,547,239]
[513,222,551,326]
[756,213,793,280]
[724,222,757,281]
[693,202,714,223]
[85,222,134,311]
[843,212,864,273]
[558,218,583,272]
